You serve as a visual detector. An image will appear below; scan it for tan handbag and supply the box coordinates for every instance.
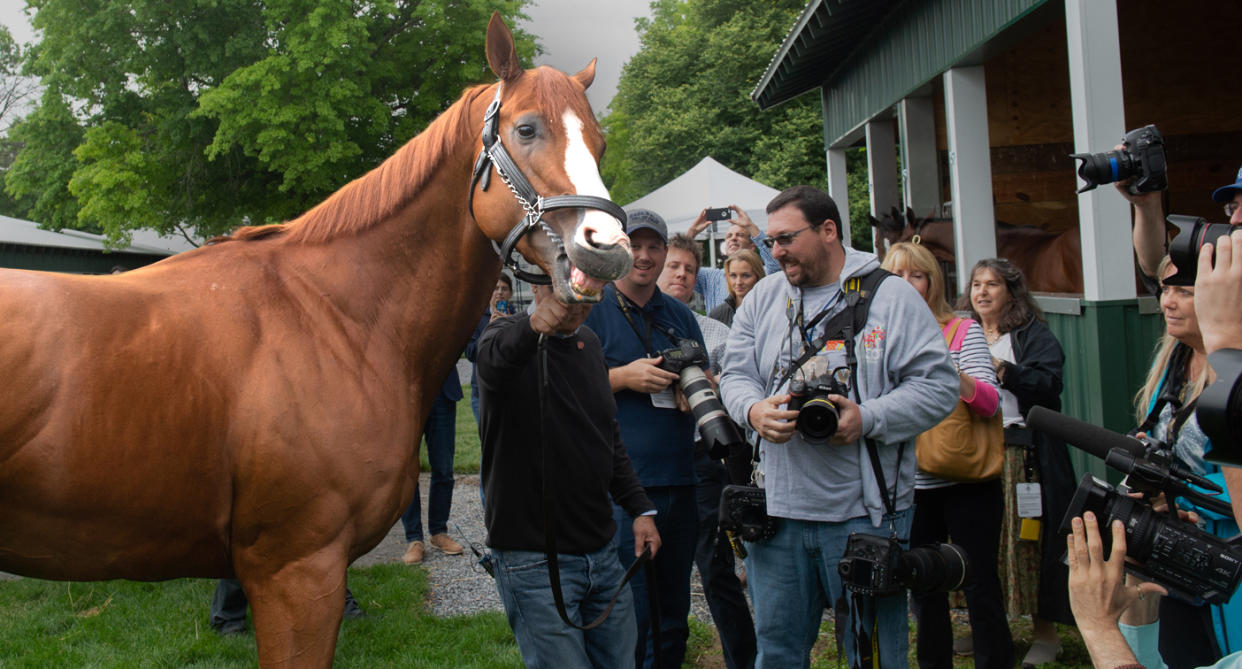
[915,318,1004,482]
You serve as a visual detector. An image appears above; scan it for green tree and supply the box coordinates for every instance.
[601,0,825,204]
[5,0,535,246]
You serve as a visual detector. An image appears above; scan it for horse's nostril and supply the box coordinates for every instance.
[583,228,600,249]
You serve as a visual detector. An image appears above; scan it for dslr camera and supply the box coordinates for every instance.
[1071,124,1167,195]
[656,338,746,459]
[787,365,852,443]
[837,533,969,597]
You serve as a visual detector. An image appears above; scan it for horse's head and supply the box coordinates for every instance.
[868,206,909,260]
[468,14,632,304]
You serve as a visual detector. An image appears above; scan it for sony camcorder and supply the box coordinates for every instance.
[1027,407,1242,604]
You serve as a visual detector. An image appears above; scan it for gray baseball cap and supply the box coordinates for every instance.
[624,208,668,243]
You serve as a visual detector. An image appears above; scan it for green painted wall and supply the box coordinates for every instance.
[1043,299,1165,482]
[821,0,1047,146]
[0,243,166,274]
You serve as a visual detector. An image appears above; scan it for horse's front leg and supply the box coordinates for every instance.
[239,550,349,669]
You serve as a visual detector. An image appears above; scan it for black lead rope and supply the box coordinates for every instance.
[536,334,662,667]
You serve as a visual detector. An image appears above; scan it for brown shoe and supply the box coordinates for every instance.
[402,541,425,565]
[429,533,463,555]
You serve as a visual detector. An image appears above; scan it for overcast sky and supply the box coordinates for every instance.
[0,1,650,114]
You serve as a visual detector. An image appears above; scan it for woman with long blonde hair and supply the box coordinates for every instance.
[881,243,1012,669]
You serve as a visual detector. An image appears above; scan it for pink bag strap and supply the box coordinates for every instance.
[943,317,974,352]
[938,316,968,352]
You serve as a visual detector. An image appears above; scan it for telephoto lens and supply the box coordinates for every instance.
[900,543,969,593]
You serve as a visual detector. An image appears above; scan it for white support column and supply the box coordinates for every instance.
[943,66,998,295]
[1066,0,1134,301]
[827,147,852,247]
[898,97,940,220]
[866,120,900,222]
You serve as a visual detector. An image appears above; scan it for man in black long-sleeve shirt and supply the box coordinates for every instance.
[477,284,661,669]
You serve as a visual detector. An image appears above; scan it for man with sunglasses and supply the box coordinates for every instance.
[719,185,957,668]
[1120,165,1242,291]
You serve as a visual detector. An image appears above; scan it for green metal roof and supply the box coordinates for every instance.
[751,0,898,111]
[754,0,1049,145]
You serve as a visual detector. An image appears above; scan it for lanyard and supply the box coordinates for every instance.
[614,288,679,356]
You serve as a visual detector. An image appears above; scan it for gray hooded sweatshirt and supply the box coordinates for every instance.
[719,246,958,527]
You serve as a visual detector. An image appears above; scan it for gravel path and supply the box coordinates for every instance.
[355,472,732,624]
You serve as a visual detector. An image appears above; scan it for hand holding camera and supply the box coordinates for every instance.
[747,395,798,444]
[1196,228,1242,355]
[618,356,680,394]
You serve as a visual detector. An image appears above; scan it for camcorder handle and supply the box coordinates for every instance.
[1026,406,1232,517]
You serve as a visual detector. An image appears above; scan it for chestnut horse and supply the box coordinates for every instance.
[870,207,1083,293]
[0,15,631,667]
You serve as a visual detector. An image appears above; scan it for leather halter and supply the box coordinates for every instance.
[468,82,628,285]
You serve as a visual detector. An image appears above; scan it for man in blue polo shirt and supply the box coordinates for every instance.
[585,208,705,669]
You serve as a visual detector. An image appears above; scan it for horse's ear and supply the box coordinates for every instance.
[905,206,917,224]
[868,214,880,228]
[486,12,523,82]
[572,58,597,91]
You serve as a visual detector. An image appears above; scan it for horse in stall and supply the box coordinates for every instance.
[0,14,632,667]
[870,206,1083,294]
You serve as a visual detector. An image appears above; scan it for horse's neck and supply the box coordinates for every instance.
[285,167,499,381]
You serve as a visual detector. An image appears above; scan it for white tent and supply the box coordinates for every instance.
[623,156,779,239]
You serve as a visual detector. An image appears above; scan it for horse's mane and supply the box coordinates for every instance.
[220,83,492,245]
[216,66,594,246]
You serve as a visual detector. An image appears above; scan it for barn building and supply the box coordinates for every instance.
[753,0,1234,477]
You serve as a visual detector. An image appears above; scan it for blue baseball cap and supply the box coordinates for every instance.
[624,208,668,243]
[1212,165,1242,203]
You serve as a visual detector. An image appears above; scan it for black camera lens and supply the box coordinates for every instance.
[900,543,969,593]
[794,397,839,442]
[1073,150,1135,193]
[1200,349,1242,466]
[1164,215,1235,286]
[1070,124,1166,195]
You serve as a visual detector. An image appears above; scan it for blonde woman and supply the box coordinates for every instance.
[708,249,764,327]
[881,243,1012,669]
[1132,257,1229,668]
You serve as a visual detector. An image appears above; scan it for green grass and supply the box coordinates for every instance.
[0,565,521,668]
[0,565,1097,668]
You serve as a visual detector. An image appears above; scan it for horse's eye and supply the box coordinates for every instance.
[516,124,537,140]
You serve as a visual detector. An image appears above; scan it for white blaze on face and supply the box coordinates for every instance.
[562,109,628,250]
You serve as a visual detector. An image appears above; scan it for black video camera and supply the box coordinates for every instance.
[837,533,969,598]
[1026,407,1242,604]
[1062,474,1242,604]
[656,338,746,459]
[787,370,851,443]
[1071,124,1167,195]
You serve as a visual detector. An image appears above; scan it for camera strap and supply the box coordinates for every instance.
[770,270,902,521]
[614,286,679,356]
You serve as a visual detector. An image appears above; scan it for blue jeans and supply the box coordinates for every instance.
[493,545,636,669]
[613,485,697,669]
[401,394,455,541]
[745,509,913,669]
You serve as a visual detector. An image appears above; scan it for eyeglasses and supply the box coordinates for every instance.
[1226,201,1240,218]
[762,226,815,249]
